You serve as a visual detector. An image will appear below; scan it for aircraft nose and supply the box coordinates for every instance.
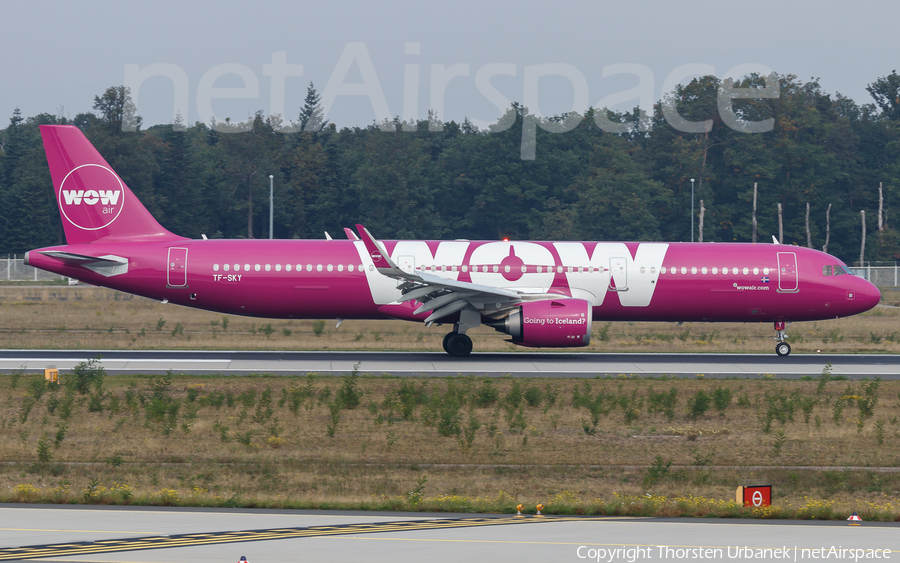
[856,279,881,312]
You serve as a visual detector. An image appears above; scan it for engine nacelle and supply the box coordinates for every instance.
[493,299,592,348]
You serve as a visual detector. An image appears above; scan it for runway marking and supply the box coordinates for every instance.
[1,508,413,518]
[0,516,595,560]
[0,529,159,535]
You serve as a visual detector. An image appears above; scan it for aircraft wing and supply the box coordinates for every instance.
[355,224,521,323]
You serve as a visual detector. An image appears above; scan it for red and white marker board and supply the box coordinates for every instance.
[735,485,771,507]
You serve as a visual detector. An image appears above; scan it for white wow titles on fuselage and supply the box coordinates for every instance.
[203,239,808,310]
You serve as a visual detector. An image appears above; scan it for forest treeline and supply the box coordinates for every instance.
[1,71,899,266]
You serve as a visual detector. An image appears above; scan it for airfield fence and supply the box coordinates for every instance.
[4,256,67,283]
[849,262,900,288]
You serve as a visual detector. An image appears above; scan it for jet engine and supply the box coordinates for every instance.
[490,299,592,347]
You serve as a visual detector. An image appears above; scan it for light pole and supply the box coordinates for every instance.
[690,178,695,243]
[269,175,274,240]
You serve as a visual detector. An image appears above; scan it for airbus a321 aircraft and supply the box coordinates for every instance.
[26,125,881,357]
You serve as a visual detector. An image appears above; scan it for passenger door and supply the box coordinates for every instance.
[777,252,798,293]
[167,247,188,287]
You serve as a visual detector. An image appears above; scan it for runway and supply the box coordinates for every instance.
[0,505,896,563]
[0,350,898,378]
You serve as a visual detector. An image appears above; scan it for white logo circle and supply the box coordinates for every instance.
[58,164,125,231]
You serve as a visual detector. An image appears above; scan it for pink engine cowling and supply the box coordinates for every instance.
[495,299,592,347]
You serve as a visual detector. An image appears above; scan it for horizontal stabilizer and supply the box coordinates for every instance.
[40,251,123,264]
[39,251,128,277]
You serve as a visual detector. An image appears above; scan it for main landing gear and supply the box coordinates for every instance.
[442,332,473,357]
[441,309,479,357]
[774,321,791,357]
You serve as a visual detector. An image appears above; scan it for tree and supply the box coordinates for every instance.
[93,86,141,133]
[349,122,444,239]
[5,72,900,267]
[218,111,283,238]
[866,70,900,121]
[534,198,580,240]
[574,135,670,241]
[146,116,207,237]
[1,111,58,253]
[299,82,327,133]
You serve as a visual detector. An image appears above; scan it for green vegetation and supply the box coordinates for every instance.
[4,73,900,266]
[2,369,900,520]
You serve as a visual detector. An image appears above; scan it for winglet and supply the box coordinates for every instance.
[343,227,360,241]
[772,235,779,245]
[355,224,406,278]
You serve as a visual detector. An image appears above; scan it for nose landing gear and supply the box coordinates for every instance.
[774,321,791,357]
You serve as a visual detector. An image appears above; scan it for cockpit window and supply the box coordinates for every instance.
[823,264,850,276]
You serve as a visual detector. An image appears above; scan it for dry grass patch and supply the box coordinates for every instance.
[0,285,898,353]
[2,366,900,518]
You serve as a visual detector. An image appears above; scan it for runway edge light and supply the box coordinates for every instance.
[515,504,524,517]
[848,512,862,525]
[535,504,544,517]
[238,556,249,562]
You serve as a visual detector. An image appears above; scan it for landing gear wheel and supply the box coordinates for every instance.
[445,333,473,357]
[442,332,453,353]
[773,321,791,357]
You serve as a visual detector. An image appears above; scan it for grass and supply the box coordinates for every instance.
[3,368,900,520]
[0,286,898,354]
[3,285,900,519]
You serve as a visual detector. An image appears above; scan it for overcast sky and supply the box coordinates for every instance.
[3,0,898,130]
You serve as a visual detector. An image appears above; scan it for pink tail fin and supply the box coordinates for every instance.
[41,125,183,244]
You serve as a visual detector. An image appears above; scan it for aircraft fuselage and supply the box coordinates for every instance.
[26,238,879,324]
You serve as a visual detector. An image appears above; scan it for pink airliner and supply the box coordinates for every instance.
[26,125,881,356]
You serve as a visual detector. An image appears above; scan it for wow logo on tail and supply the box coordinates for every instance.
[58,164,125,231]
[41,125,182,244]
